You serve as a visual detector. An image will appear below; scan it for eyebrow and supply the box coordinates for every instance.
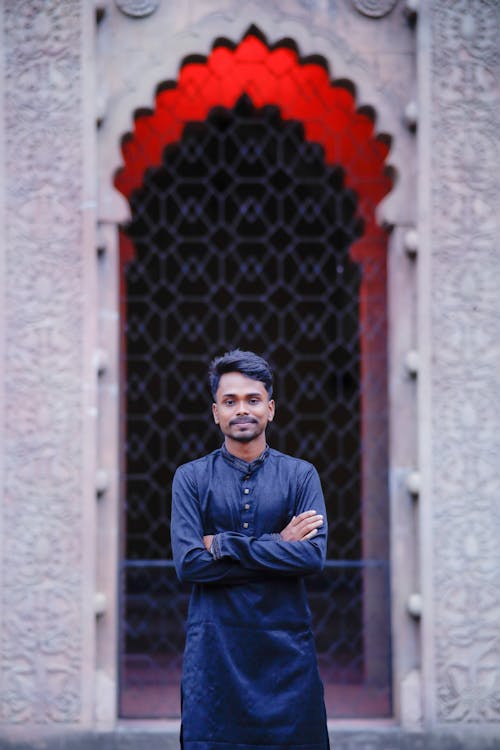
[220,392,264,398]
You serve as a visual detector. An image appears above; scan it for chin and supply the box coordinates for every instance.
[227,427,262,443]
[232,434,258,443]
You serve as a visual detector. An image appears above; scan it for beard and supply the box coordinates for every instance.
[231,430,260,443]
[225,419,264,442]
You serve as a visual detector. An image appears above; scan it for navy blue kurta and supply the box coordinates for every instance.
[171,445,329,750]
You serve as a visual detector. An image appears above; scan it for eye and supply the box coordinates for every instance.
[249,398,260,404]
[224,399,234,406]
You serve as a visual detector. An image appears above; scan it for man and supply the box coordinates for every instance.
[171,349,329,749]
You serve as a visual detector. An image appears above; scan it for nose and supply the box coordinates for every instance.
[236,400,249,415]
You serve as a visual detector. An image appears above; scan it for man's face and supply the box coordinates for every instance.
[212,372,275,443]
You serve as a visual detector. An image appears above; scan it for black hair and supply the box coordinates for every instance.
[208,349,274,400]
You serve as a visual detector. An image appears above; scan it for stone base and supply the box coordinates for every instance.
[1,728,500,750]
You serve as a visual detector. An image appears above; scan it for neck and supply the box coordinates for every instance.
[224,434,267,462]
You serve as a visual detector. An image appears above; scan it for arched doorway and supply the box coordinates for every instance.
[115,31,393,719]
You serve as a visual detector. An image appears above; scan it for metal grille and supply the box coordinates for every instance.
[120,95,391,718]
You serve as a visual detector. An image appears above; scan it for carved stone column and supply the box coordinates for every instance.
[0,0,97,729]
[419,0,500,725]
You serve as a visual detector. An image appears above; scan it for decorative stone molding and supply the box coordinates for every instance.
[406,470,421,496]
[351,0,399,18]
[114,0,159,17]
[94,348,109,377]
[95,468,110,496]
[97,0,416,227]
[98,0,417,726]
[405,350,419,377]
[426,0,500,723]
[404,229,419,257]
[94,592,107,617]
[404,101,418,130]
[404,0,418,22]
[407,593,422,619]
[1,0,88,725]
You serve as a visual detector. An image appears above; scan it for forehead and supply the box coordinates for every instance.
[216,371,268,398]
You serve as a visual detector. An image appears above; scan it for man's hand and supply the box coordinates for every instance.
[203,534,214,551]
[280,510,323,542]
[203,512,323,549]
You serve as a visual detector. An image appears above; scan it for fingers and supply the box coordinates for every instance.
[299,517,323,539]
[292,511,324,540]
[295,511,323,527]
[203,534,214,550]
[294,510,317,521]
[291,510,319,525]
[280,510,324,541]
[303,527,320,540]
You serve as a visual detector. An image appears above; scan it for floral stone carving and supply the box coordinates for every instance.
[429,0,500,722]
[2,0,84,724]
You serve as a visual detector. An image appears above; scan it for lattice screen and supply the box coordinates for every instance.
[120,95,391,719]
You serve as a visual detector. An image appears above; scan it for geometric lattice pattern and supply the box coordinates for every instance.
[120,84,391,717]
[125,95,363,561]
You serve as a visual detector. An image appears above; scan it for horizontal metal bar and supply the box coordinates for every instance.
[324,560,388,569]
[122,559,388,570]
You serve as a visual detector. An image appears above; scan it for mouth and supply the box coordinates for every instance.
[230,418,258,426]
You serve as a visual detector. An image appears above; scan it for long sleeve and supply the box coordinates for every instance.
[171,464,270,585]
[213,466,327,575]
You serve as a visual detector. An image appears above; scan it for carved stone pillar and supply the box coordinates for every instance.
[0,0,97,730]
[419,0,500,726]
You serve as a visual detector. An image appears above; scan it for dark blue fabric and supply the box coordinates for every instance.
[171,445,330,750]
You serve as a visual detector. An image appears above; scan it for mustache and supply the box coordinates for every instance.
[230,417,258,425]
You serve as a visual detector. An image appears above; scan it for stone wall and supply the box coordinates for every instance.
[419,0,500,726]
[0,0,97,730]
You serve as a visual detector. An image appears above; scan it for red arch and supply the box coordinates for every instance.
[114,30,392,476]
[115,30,392,503]
[114,30,392,492]
[115,34,392,252]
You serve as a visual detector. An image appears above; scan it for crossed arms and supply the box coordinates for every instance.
[171,464,327,585]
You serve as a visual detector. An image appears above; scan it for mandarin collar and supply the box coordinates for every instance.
[221,443,270,474]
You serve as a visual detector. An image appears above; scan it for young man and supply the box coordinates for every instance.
[171,349,330,749]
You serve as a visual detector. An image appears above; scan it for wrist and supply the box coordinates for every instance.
[210,533,223,560]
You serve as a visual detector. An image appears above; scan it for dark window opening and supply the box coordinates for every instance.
[120,94,391,719]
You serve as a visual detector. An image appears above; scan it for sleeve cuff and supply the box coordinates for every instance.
[210,533,223,560]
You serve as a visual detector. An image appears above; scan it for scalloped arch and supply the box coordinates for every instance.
[116,32,394,716]
[114,32,393,261]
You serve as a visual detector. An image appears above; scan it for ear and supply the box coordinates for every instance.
[212,402,219,424]
[268,399,275,422]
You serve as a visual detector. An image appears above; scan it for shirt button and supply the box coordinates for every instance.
[243,522,249,529]
[244,503,250,510]
[243,488,250,494]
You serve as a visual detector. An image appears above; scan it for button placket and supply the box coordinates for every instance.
[241,471,254,533]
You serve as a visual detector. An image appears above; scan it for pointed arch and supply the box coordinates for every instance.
[115,32,393,249]
[116,29,394,718]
